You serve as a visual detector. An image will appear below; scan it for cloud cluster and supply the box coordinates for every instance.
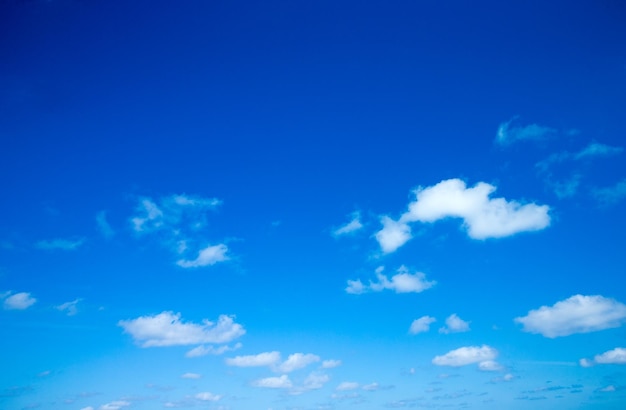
[375,179,550,253]
[515,295,626,338]
[432,345,500,370]
[580,347,626,367]
[346,266,435,295]
[118,311,245,348]
[2,291,37,310]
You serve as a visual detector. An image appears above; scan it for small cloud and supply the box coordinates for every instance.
[362,382,379,391]
[252,375,292,389]
[185,342,241,358]
[439,314,470,334]
[336,382,359,391]
[96,211,115,239]
[593,179,626,206]
[225,351,281,368]
[176,243,229,268]
[289,372,330,395]
[375,217,411,254]
[333,212,364,237]
[56,299,81,316]
[409,316,436,334]
[35,238,85,251]
[478,360,503,372]
[574,142,623,160]
[181,372,201,379]
[321,359,342,369]
[346,265,435,295]
[515,295,626,338]
[495,117,556,146]
[276,353,320,373]
[2,292,37,310]
[195,392,221,401]
[118,311,245,347]
[432,345,498,367]
[580,347,626,367]
[598,385,616,392]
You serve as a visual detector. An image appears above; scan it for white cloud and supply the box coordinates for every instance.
[252,375,292,388]
[336,382,359,391]
[432,345,498,367]
[176,243,229,268]
[118,312,245,347]
[96,211,115,238]
[289,372,331,395]
[35,238,85,251]
[580,347,626,367]
[276,353,320,373]
[362,382,379,391]
[181,372,201,379]
[3,292,36,310]
[514,295,626,338]
[593,179,626,206]
[321,359,342,369]
[186,342,242,358]
[599,385,616,392]
[346,266,435,295]
[56,299,80,316]
[99,401,130,410]
[226,351,281,367]
[409,316,436,334]
[574,142,623,159]
[478,360,502,371]
[333,212,363,236]
[375,217,411,254]
[195,392,221,401]
[495,117,556,145]
[439,314,470,334]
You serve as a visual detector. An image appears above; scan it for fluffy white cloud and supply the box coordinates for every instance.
[2,292,36,310]
[495,117,556,145]
[276,353,320,373]
[35,238,85,251]
[56,299,80,316]
[336,382,359,391]
[580,347,626,367]
[333,212,363,236]
[252,375,292,388]
[346,266,435,295]
[181,372,201,379]
[321,359,342,369]
[432,345,498,367]
[186,342,242,358]
[118,312,245,347]
[226,351,281,367]
[195,392,221,401]
[439,314,470,334]
[176,243,229,268]
[409,316,436,334]
[514,295,626,338]
[375,216,411,254]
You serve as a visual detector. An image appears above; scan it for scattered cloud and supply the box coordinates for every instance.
[225,351,281,368]
[321,359,342,369]
[35,238,85,251]
[181,373,201,379]
[333,212,364,236]
[118,311,245,347]
[495,117,556,146]
[56,299,81,316]
[276,353,320,373]
[176,243,229,268]
[96,211,115,238]
[346,266,435,295]
[478,360,503,372]
[85,401,130,410]
[432,345,498,368]
[289,372,330,395]
[593,179,626,206]
[195,392,221,401]
[439,314,470,334]
[514,295,626,338]
[2,292,37,310]
[252,375,292,389]
[375,216,412,254]
[409,316,436,334]
[336,382,359,391]
[580,347,626,367]
[362,382,380,391]
[185,342,242,358]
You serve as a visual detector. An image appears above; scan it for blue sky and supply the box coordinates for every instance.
[1,0,626,409]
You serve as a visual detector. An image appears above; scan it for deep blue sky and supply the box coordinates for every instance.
[1,1,626,409]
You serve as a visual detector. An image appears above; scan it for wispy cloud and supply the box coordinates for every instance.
[409,316,436,334]
[495,117,556,146]
[333,211,364,236]
[536,142,623,173]
[593,179,626,206]
[118,311,245,347]
[346,266,435,295]
[35,238,85,251]
[375,179,550,253]
[226,351,281,367]
[96,211,115,238]
[439,314,470,334]
[432,345,498,369]
[225,351,321,373]
[176,243,229,268]
[181,372,202,379]
[56,299,81,316]
[579,347,626,367]
[195,391,222,401]
[2,291,37,310]
[515,295,626,338]
[185,342,241,358]
[252,375,292,389]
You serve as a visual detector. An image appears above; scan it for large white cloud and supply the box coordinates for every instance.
[515,295,626,338]
[375,179,550,253]
[225,351,281,367]
[2,292,37,310]
[176,243,229,268]
[580,347,626,367]
[409,316,436,334]
[346,266,435,295]
[432,345,498,367]
[118,311,245,347]
[439,314,470,334]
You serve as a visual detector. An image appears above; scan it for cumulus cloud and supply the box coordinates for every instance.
[225,351,281,367]
[277,353,321,373]
[185,342,242,358]
[375,217,412,254]
[96,211,115,238]
[118,312,245,347]
[195,392,221,401]
[409,316,436,334]
[593,179,626,206]
[514,295,626,338]
[346,266,435,295]
[333,212,364,236]
[580,347,626,367]
[321,359,342,369]
[56,299,81,316]
[495,117,556,145]
[2,292,37,310]
[439,314,470,334]
[252,375,292,388]
[35,238,85,251]
[432,345,498,367]
[176,243,229,268]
